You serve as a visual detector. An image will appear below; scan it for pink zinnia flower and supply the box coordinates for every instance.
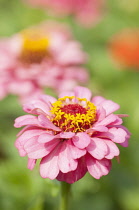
[25,0,106,27]
[14,86,130,183]
[0,22,88,102]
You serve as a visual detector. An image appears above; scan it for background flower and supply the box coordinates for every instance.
[0,21,88,102]
[109,28,139,70]
[25,0,106,27]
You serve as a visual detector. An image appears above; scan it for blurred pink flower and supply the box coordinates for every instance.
[14,86,130,183]
[26,0,106,27]
[0,22,88,102]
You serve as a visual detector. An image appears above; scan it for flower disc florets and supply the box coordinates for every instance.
[19,29,49,64]
[50,96,96,132]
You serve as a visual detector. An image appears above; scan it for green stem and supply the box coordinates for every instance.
[59,182,71,210]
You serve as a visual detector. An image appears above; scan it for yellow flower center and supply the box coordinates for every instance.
[50,96,96,133]
[19,29,49,64]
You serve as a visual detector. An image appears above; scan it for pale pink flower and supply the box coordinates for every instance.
[0,22,88,102]
[26,0,106,27]
[14,86,130,183]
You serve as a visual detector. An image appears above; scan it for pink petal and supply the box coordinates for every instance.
[16,125,32,137]
[38,133,55,143]
[93,131,113,139]
[90,125,108,132]
[116,114,129,118]
[86,154,111,179]
[87,137,107,160]
[56,132,75,139]
[120,139,129,147]
[14,115,39,128]
[15,141,27,156]
[72,132,91,149]
[101,100,120,116]
[110,116,123,125]
[58,141,78,173]
[104,140,120,159]
[24,136,48,159]
[38,114,61,131]
[92,96,105,106]
[67,140,86,159]
[97,114,118,126]
[16,128,47,145]
[56,157,87,184]
[40,144,61,179]
[108,127,128,143]
[39,94,57,105]
[119,125,131,147]
[74,86,92,101]
[24,136,59,159]
[58,91,74,98]
[96,106,106,122]
[23,100,50,115]
[27,158,37,170]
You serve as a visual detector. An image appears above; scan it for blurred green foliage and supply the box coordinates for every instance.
[0,0,139,209]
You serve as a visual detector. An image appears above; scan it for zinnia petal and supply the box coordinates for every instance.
[39,94,57,105]
[74,86,92,101]
[24,136,59,159]
[59,91,75,98]
[23,100,50,115]
[67,140,86,159]
[27,158,37,170]
[38,133,55,143]
[40,144,61,179]
[58,141,78,173]
[87,137,108,160]
[72,132,91,149]
[108,127,128,143]
[56,157,87,184]
[14,115,39,128]
[100,100,120,116]
[38,114,61,131]
[104,140,120,159]
[86,154,111,179]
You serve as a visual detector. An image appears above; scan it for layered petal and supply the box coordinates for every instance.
[72,132,91,149]
[86,154,111,179]
[67,140,86,159]
[56,157,87,184]
[74,86,92,101]
[38,133,55,143]
[59,91,74,98]
[104,139,120,159]
[58,141,78,173]
[23,100,50,115]
[24,136,59,159]
[108,127,128,143]
[87,137,107,160]
[38,114,61,131]
[14,115,39,128]
[39,94,57,105]
[100,100,120,116]
[27,158,37,170]
[40,144,61,179]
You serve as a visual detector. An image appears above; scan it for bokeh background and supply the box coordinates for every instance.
[0,0,139,209]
